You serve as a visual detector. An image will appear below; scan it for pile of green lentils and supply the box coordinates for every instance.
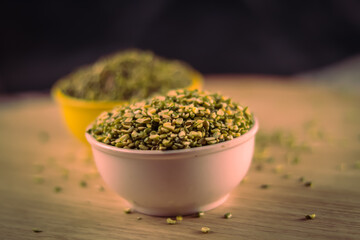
[88,89,255,150]
[55,50,193,101]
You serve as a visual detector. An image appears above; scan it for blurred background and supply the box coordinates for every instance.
[1,0,360,93]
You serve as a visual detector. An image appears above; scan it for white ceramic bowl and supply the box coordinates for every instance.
[86,119,258,216]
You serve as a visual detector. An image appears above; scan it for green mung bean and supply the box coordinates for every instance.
[88,89,255,150]
[55,50,193,101]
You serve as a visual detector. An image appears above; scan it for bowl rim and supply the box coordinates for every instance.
[51,71,203,109]
[85,118,258,158]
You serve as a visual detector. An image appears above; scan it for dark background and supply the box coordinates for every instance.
[1,0,360,93]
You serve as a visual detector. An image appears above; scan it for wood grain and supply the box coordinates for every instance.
[0,75,359,240]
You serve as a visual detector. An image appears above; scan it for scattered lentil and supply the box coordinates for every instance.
[282,173,291,179]
[80,180,87,188]
[305,213,316,220]
[166,218,177,225]
[32,228,43,233]
[273,164,284,174]
[201,227,210,233]
[54,186,62,193]
[304,181,313,187]
[241,176,249,183]
[224,212,232,219]
[176,216,183,221]
[195,211,205,218]
[266,157,275,163]
[33,176,44,184]
[292,156,300,165]
[260,184,270,189]
[124,208,132,214]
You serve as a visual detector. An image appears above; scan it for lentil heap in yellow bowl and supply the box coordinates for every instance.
[52,50,203,143]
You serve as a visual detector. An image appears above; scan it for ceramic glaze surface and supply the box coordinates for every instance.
[86,119,258,216]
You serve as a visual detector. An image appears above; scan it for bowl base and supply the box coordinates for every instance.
[127,194,229,217]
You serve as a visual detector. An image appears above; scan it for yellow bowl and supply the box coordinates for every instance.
[52,71,204,143]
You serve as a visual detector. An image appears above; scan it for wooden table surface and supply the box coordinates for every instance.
[1,75,359,240]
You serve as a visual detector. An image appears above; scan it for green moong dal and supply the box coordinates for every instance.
[87,89,254,150]
[55,50,193,101]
